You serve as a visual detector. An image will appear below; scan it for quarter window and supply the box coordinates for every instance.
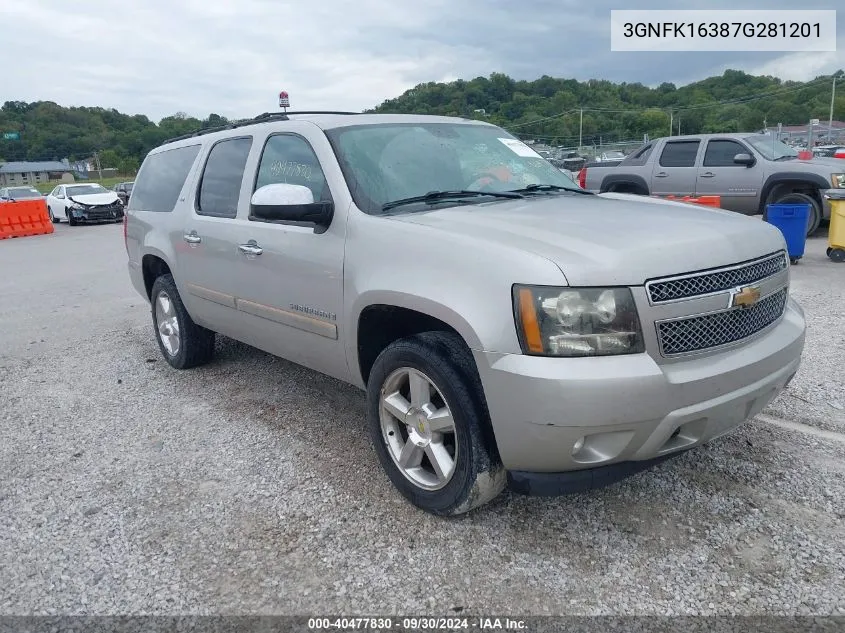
[197,137,253,218]
[659,141,700,167]
[130,144,201,212]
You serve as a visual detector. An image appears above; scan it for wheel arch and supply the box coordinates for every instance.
[600,174,650,195]
[760,173,828,215]
[351,292,484,388]
[141,250,174,299]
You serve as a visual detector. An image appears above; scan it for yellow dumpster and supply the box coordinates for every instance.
[825,191,845,263]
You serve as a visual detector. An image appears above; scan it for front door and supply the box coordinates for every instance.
[227,127,349,382]
[178,136,253,332]
[650,139,701,198]
[694,138,764,214]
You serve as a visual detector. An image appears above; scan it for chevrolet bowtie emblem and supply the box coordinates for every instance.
[731,285,761,309]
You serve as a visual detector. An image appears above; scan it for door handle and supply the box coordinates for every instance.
[655,172,668,177]
[700,172,715,178]
[238,242,263,256]
[183,233,201,244]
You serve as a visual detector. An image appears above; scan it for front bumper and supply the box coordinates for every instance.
[473,297,805,489]
[69,206,124,222]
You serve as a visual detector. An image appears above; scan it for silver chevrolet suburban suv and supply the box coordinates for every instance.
[125,112,806,516]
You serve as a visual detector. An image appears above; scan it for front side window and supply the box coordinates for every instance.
[325,123,579,214]
[197,137,253,218]
[254,134,330,202]
[659,141,700,167]
[703,140,749,167]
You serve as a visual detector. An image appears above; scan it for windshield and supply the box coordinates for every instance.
[8,187,41,199]
[744,135,799,161]
[325,123,580,214]
[124,182,134,192]
[66,184,108,196]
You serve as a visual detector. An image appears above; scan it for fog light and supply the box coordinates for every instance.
[571,436,585,455]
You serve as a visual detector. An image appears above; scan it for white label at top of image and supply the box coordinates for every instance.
[610,10,837,52]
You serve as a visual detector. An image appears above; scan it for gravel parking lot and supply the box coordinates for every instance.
[1,222,844,616]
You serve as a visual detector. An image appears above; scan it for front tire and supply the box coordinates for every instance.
[66,207,78,226]
[366,331,505,516]
[150,274,215,369]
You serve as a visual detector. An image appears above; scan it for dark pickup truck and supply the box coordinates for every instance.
[580,133,845,236]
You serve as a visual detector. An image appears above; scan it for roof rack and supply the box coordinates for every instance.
[162,111,362,144]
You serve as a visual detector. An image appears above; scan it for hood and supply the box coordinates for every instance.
[68,192,120,205]
[780,156,845,172]
[386,193,787,286]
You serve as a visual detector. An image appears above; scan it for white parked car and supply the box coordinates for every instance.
[46,183,125,225]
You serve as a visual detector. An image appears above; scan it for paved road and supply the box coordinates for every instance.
[1,222,843,615]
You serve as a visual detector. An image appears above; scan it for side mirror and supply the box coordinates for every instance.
[733,153,755,166]
[249,183,333,233]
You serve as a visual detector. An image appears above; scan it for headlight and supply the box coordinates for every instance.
[513,285,644,357]
[832,174,845,188]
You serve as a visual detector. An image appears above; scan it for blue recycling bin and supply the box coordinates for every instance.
[765,203,810,264]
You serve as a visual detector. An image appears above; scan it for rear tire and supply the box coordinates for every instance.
[48,207,59,223]
[150,274,215,369]
[366,331,505,516]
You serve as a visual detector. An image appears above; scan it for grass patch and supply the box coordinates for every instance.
[31,177,132,194]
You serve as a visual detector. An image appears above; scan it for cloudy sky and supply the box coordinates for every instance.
[5,0,843,122]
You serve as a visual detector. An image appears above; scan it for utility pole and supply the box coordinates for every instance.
[94,150,102,179]
[677,115,681,135]
[578,109,583,150]
[669,110,673,136]
[830,73,840,142]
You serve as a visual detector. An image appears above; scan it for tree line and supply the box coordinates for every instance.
[0,103,230,173]
[1,69,842,171]
[371,69,844,146]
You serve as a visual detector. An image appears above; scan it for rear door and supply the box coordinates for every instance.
[650,140,701,198]
[177,136,253,331]
[695,138,763,214]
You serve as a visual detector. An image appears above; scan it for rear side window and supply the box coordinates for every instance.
[621,143,653,166]
[197,137,252,218]
[659,141,700,167]
[130,144,201,212]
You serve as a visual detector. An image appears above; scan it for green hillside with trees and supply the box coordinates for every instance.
[0,103,231,171]
[371,69,844,146]
[1,69,842,169]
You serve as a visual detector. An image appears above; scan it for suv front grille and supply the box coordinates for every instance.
[647,252,788,303]
[656,288,788,356]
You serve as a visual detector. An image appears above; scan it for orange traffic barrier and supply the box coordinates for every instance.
[0,198,54,239]
[658,195,722,208]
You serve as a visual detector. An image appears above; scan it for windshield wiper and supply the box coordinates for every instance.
[509,184,593,195]
[774,155,796,161]
[381,189,524,212]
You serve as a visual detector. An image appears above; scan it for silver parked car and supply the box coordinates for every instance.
[125,113,806,515]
